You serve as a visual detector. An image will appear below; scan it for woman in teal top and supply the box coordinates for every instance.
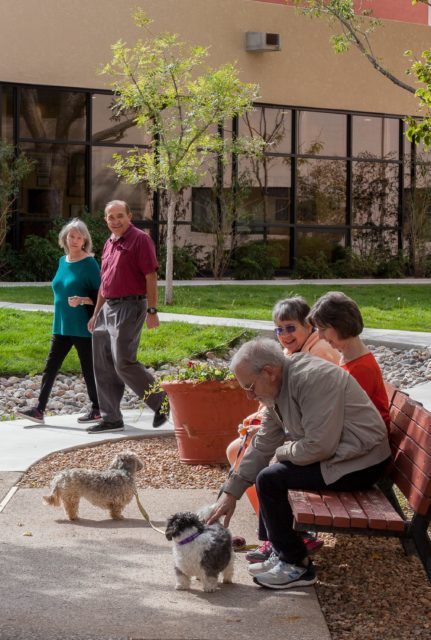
[18,219,101,425]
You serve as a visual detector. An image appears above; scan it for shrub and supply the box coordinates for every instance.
[19,235,62,281]
[230,243,279,280]
[291,252,333,279]
[158,244,202,280]
[0,243,25,281]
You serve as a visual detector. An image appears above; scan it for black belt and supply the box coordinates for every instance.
[106,295,146,303]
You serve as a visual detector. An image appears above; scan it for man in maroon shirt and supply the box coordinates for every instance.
[87,200,167,433]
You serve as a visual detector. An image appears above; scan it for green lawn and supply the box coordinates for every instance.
[1,283,430,331]
[0,308,255,376]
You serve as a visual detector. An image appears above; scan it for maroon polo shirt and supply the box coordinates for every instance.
[100,224,158,298]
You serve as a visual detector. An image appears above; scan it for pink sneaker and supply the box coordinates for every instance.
[246,540,273,563]
[303,535,324,555]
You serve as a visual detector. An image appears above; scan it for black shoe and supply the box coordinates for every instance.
[16,407,45,424]
[153,408,169,428]
[86,420,124,434]
[77,409,102,424]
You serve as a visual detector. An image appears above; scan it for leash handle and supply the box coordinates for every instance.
[134,489,166,535]
[216,427,252,501]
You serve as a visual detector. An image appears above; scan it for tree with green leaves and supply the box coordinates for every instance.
[292,0,431,147]
[0,141,35,248]
[100,9,261,303]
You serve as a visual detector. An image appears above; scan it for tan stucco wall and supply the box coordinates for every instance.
[0,0,429,116]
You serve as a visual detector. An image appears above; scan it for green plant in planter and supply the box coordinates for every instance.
[142,360,235,415]
[170,360,235,383]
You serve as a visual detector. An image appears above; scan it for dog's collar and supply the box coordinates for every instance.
[178,531,202,546]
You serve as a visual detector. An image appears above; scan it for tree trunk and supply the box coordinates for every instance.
[164,191,178,305]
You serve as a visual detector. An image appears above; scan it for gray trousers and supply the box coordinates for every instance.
[92,298,164,422]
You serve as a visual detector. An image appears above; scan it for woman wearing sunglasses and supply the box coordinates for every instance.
[227,297,339,561]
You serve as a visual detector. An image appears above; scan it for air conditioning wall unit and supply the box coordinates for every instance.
[245,32,281,52]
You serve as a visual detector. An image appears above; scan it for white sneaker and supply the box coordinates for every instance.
[247,552,279,576]
[253,559,317,590]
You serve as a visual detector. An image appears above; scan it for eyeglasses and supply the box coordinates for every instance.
[242,379,257,393]
[274,324,297,336]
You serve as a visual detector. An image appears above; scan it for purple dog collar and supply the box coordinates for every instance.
[178,531,202,546]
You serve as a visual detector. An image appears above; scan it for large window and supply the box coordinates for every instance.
[1,81,411,271]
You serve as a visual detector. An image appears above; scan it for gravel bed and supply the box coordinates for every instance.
[2,344,431,419]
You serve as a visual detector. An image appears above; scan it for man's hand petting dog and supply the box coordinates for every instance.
[206,493,237,528]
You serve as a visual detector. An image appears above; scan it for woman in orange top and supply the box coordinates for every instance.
[307,291,390,432]
[227,296,339,562]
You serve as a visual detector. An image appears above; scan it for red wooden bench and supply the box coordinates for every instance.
[289,383,431,581]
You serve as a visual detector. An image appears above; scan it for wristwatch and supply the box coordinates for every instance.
[147,307,158,315]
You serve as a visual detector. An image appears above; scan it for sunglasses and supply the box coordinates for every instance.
[274,325,297,336]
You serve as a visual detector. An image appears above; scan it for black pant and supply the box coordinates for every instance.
[37,334,99,412]
[256,458,390,565]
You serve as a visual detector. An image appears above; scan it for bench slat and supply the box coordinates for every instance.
[390,425,431,476]
[289,490,315,525]
[306,491,333,525]
[320,491,351,527]
[391,392,431,433]
[337,492,369,528]
[391,409,431,452]
[391,446,431,499]
[391,470,431,517]
[352,489,395,530]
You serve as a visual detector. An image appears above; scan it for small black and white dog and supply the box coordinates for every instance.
[165,509,234,592]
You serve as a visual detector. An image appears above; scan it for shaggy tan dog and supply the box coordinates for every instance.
[42,451,143,520]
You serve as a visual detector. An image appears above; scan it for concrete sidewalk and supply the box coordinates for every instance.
[0,408,173,473]
[0,487,330,640]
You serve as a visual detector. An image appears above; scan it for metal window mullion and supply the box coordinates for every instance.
[346,113,352,248]
[398,119,405,252]
[290,109,297,269]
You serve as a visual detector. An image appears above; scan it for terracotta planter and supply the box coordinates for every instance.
[161,380,259,465]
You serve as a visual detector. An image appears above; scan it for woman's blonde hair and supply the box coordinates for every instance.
[58,218,93,255]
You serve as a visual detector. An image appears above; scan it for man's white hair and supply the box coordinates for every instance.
[230,338,284,374]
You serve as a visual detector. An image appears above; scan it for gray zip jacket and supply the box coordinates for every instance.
[224,353,391,499]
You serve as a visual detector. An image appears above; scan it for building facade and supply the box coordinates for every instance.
[0,0,430,273]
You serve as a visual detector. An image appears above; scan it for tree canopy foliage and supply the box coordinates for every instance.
[292,0,431,147]
[101,9,262,302]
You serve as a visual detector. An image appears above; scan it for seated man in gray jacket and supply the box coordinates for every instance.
[207,338,391,590]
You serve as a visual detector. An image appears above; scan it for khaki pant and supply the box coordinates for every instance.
[92,298,164,423]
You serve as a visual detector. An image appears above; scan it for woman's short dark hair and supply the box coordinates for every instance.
[272,296,310,325]
[307,291,363,338]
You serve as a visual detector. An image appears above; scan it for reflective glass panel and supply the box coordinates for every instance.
[352,161,399,227]
[236,156,291,231]
[239,107,292,154]
[92,146,150,218]
[352,228,399,258]
[19,142,86,220]
[297,230,346,261]
[92,93,151,146]
[266,227,290,269]
[0,85,13,141]
[352,116,399,158]
[20,88,86,141]
[296,159,346,224]
[298,111,346,157]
